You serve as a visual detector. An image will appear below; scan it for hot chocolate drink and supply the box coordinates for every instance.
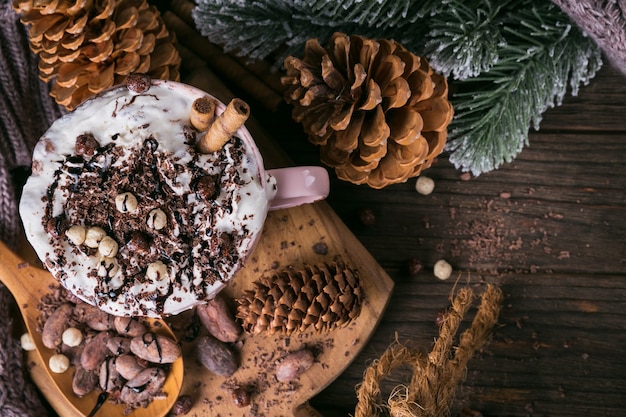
[20,79,277,317]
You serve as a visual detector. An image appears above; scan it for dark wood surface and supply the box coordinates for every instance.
[106,3,626,414]
[253,63,626,416]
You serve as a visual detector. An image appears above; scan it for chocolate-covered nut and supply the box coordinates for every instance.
[72,364,98,397]
[81,331,112,371]
[196,175,219,200]
[75,302,115,331]
[130,332,181,364]
[197,294,241,343]
[114,316,146,337]
[125,73,151,94]
[115,354,146,380]
[100,356,125,392]
[106,336,132,355]
[45,215,68,238]
[120,368,166,405]
[196,334,238,377]
[126,231,151,256]
[275,349,314,382]
[42,303,72,349]
[75,133,99,157]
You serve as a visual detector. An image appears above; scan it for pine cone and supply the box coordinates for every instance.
[14,0,181,110]
[236,262,363,335]
[282,32,453,189]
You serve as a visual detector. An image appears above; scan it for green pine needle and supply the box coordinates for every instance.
[192,0,602,176]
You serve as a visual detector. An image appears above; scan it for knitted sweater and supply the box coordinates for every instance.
[0,1,62,415]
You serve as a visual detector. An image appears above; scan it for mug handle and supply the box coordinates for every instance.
[266,167,330,210]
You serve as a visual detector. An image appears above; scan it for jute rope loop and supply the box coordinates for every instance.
[355,284,503,417]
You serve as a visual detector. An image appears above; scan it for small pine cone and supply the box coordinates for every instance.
[14,0,181,110]
[282,32,453,189]
[236,262,363,335]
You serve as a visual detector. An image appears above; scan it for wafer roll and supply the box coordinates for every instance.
[197,98,250,154]
[190,97,216,131]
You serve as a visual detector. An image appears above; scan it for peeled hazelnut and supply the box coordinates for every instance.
[115,192,138,213]
[62,327,83,347]
[49,353,70,373]
[433,259,453,280]
[146,261,168,281]
[20,333,36,351]
[98,236,119,257]
[98,257,120,278]
[415,176,435,195]
[85,227,106,248]
[147,209,167,230]
[65,225,87,245]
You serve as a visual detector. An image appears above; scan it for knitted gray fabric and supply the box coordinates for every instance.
[0,1,63,416]
[553,0,626,76]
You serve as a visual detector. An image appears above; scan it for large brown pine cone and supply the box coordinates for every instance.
[13,0,181,110]
[282,32,453,189]
[236,262,363,335]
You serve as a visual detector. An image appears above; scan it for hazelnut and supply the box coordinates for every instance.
[62,327,83,347]
[75,133,99,157]
[433,259,453,280]
[115,192,138,213]
[98,257,120,278]
[20,333,36,351]
[147,209,167,230]
[146,261,168,281]
[49,353,70,373]
[85,227,107,248]
[98,236,119,257]
[415,175,435,195]
[65,225,87,245]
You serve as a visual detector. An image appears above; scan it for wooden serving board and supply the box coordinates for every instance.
[22,68,394,417]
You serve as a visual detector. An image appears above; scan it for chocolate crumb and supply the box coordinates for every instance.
[358,208,376,226]
[407,258,424,277]
[172,395,193,415]
[312,242,328,255]
[231,386,251,408]
[125,73,151,94]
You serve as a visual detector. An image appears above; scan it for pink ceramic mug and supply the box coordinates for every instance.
[20,79,329,317]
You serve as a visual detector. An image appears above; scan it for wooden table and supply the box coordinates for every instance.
[162,7,625,413]
[21,3,626,414]
[253,63,626,415]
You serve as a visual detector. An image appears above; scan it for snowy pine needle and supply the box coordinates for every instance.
[192,0,602,176]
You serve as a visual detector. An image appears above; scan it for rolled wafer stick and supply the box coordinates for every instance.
[197,98,250,153]
[190,97,216,131]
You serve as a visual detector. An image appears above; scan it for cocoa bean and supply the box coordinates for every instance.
[80,331,112,371]
[172,394,193,415]
[275,349,314,382]
[196,335,238,377]
[42,303,72,349]
[115,354,145,380]
[120,368,166,405]
[99,357,125,393]
[72,364,98,397]
[75,302,114,331]
[114,316,146,337]
[130,332,181,364]
[197,294,241,343]
[106,336,132,355]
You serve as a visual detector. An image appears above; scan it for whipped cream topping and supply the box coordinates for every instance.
[20,80,276,317]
